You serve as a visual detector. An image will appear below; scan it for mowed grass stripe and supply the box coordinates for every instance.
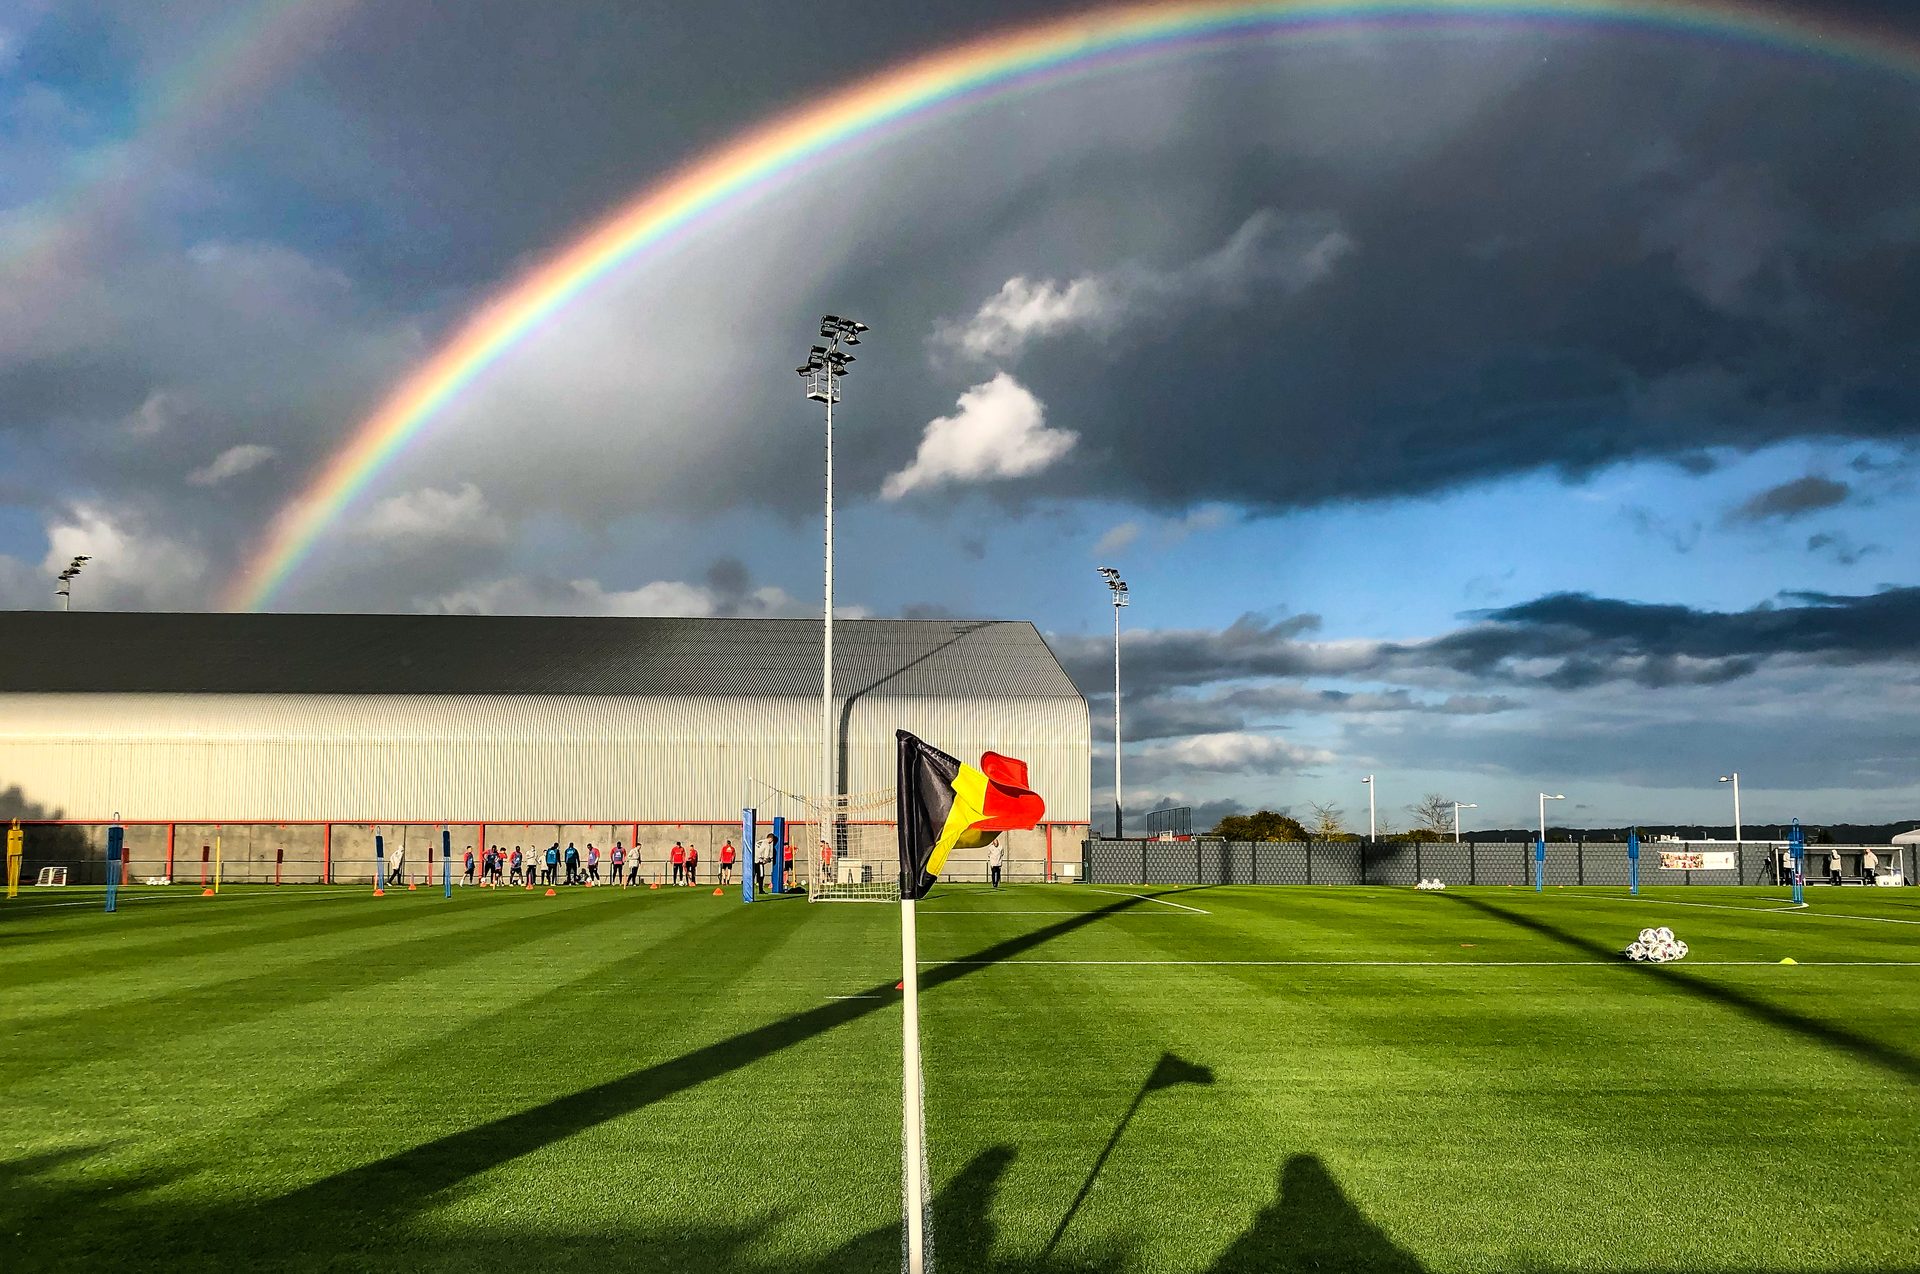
[1,890,656,1078]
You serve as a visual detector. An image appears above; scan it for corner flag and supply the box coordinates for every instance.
[895,730,1045,900]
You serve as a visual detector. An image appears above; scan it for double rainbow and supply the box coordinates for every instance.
[223,0,1916,612]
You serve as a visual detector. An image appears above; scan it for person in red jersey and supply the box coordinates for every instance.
[719,840,736,885]
[670,840,686,886]
[684,841,700,885]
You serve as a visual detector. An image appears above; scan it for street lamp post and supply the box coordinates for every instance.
[1718,773,1741,842]
[1539,792,1565,843]
[1363,775,1376,840]
[55,555,90,610]
[1097,567,1128,838]
[1452,802,1478,844]
[798,316,868,856]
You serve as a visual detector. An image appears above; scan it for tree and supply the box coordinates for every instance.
[1306,801,1350,840]
[1211,809,1308,842]
[1406,793,1455,840]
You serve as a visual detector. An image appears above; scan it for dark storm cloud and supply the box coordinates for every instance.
[1807,531,1879,566]
[1726,475,1851,523]
[1107,683,1517,743]
[1056,586,1920,704]
[902,33,1920,513]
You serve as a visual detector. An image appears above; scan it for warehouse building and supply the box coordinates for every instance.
[0,612,1090,886]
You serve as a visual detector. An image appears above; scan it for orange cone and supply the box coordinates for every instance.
[201,888,214,897]
[712,887,723,896]
[649,881,659,890]
[544,887,556,896]
[408,882,417,891]
[373,888,384,897]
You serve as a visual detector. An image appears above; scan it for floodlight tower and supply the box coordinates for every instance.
[1452,801,1478,844]
[55,555,91,611]
[798,316,867,846]
[1718,773,1741,842]
[1097,567,1128,837]
[1363,774,1376,840]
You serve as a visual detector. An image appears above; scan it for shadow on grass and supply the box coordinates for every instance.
[1439,892,1920,1084]
[1041,1052,1214,1260]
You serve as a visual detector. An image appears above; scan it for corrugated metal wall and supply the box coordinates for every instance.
[0,691,1091,823]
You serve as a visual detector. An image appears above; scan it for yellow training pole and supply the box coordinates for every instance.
[213,830,223,895]
[5,820,22,899]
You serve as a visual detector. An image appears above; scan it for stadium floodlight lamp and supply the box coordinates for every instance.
[798,315,870,886]
[1452,801,1477,843]
[55,555,90,610]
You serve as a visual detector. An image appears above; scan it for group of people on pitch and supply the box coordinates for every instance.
[458,839,774,888]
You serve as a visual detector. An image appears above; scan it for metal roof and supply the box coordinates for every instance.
[0,612,1082,699]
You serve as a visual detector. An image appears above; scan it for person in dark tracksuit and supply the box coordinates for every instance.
[564,843,582,885]
[545,843,560,886]
[610,842,626,887]
[463,847,475,885]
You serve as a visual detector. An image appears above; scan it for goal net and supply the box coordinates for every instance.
[35,866,69,887]
[748,780,899,902]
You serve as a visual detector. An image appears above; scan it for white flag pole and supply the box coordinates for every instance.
[901,892,926,1274]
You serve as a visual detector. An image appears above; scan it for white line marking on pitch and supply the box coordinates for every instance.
[921,958,1920,968]
[827,994,885,999]
[1085,887,1211,914]
[1608,895,1920,925]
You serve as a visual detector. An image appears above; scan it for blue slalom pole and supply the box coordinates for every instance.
[771,815,786,895]
[104,825,124,913]
[374,833,386,895]
[1535,838,1546,892]
[442,828,452,898]
[741,808,756,903]
[1789,818,1805,905]
[1627,829,1640,897]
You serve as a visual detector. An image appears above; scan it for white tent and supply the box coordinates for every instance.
[1892,829,1920,846]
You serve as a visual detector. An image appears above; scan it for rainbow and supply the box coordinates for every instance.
[4,0,359,278]
[224,0,1918,612]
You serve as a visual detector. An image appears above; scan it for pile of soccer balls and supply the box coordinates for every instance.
[1624,925,1688,963]
[1414,878,1448,892]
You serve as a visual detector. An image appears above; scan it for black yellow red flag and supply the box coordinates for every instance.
[896,730,1046,900]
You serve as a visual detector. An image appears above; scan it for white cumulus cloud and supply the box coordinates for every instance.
[186,443,276,486]
[1132,731,1336,776]
[937,209,1353,361]
[356,483,507,546]
[882,374,1076,500]
[420,574,799,619]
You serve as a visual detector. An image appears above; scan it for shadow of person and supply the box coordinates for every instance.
[1207,1154,1425,1274]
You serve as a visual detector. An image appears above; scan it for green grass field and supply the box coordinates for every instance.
[4,881,1917,1272]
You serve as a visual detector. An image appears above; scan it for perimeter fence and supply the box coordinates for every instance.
[2,819,1088,889]
[1082,839,1908,887]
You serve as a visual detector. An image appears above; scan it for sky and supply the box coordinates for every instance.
[2,0,1917,833]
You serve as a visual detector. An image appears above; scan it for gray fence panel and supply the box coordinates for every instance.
[1078,838,1897,887]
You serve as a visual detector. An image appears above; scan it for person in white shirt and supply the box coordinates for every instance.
[1828,849,1843,886]
[1862,848,1880,881]
[988,842,1004,890]
[388,843,406,887]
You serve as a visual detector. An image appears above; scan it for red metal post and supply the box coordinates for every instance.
[1045,823,1053,883]
[165,823,175,882]
[322,823,332,884]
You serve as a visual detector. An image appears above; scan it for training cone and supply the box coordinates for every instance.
[543,886,556,896]
[373,888,384,897]
[1780,957,1797,965]
[201,888,214,897]
[649,881,659,890]
[712,887,723,896]
[408,882,417,891]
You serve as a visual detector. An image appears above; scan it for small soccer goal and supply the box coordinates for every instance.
[35,866,70,887]
[748,781,899,902]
